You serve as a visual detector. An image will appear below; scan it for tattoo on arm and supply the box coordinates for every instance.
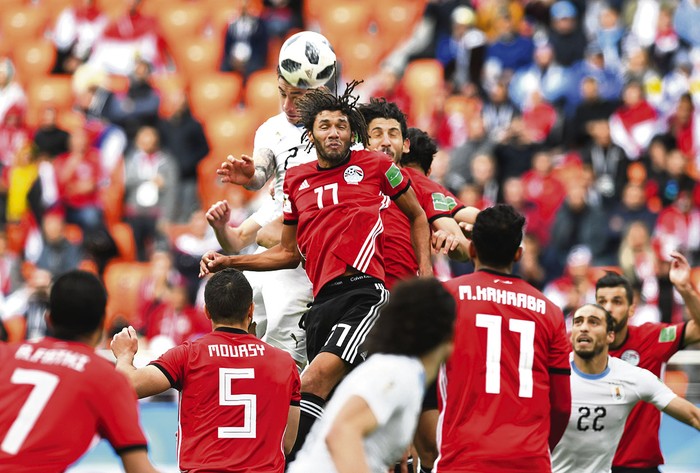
[245,149,276,190]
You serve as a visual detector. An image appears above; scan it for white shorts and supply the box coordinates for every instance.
[245,249,312,364]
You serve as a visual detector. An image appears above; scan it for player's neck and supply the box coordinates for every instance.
[211,322,250,333]
[610,326,628,350]
[573,352,609,375]
[474,261,514,274]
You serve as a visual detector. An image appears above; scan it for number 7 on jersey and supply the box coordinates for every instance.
[476,314,535,398]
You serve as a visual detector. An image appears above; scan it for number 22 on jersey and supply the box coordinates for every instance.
[476,313,535,398]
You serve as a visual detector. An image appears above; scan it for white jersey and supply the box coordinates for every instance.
[551,355,676,473]
[250,113,316,226]
[288,354,426,473]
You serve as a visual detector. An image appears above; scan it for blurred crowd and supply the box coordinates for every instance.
[2,0,700,348]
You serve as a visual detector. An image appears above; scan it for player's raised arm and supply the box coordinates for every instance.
[394,187,433,277]
[668,251,700,345]
[206,200,262,254]
[662,396,700,430]
[325,396,378,473]
[217,148,276,190]
[431,216,470,260]
[111,326,172,398]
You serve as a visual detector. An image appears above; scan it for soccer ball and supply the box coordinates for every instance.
[278,31,336,89]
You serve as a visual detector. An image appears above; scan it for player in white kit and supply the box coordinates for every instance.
[205,73,319,366]
[287,277,456,473]
[552,303,700,473]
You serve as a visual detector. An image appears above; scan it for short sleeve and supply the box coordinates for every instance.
[548,306,572,373]
[378,157,410,199]
[150,343,190,390]
[290,363,301,405]
[251,197,283,228]
[655,323,686,361]
[635,365,677,410]
[282,172,298,224]
[97,369,148,452]
[413,175,456,222]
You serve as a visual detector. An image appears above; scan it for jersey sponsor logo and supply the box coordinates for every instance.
[620,349,640,366]
[385,163,403,188]
[610,383,625,401]
[299,179,310,190]
[283,193,292,213]
[343,165,364,184]
[659,326,677,343]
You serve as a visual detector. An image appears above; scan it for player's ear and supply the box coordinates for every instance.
[513,246,523,262]
[402,137,410,154]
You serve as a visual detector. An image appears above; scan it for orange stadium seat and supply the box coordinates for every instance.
[95,0,128,19]
[103,261,151,330]
[138,0,174,18]
[26,76,73,127]
[101,159,125,227]
[197,153,255,209]
[402,58,444,125]
[1,5,49,42]
[203,109,256,158]
[316,1,372,46]
[244,68,280,125]
[664,370,689,398]
[109,222,137,262]
[44,0,75,22]
[107,74,130,94]
[12,39,56,84]
[189,72,244,121]
[157,3,208,45]
[336,33,386,83]
[372,0,425,45]
[170,37,222,81]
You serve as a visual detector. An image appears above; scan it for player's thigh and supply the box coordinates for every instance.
[259,267,311,362]
[300,351,350,397]
[310,283,389,366]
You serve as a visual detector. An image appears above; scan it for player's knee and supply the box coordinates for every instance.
[301,353,348,397]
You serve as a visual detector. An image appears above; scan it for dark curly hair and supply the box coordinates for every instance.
[357,97,408,139]
[595,272,633,305]
[296,80,368,149]
[401,127,437,174]
[471,204,525,268]
[364,277,455,357]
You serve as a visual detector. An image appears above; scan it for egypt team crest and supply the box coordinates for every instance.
[620,349,640,366]
[344,165,364,184]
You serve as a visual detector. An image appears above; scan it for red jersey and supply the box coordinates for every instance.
[54,149,103,208]
[0,338,147,473]
[437,269,570,473]
[283,150,410,296]
[384,167,464,289]
[151,327,301,473]
[608,322,685,468]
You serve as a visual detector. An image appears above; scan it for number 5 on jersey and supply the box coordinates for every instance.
[476,313,535,398]
[219,368,256,439]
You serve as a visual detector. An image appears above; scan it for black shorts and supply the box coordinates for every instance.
[303,274,388,366]
[422,378,439,411]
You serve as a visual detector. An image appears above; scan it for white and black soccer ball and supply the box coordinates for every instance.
[278,31,336,89]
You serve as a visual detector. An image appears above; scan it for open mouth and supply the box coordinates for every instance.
[576,336,592,345]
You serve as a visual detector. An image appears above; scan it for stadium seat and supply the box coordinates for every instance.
[109,221,137,262]
[664,370,689,398]
[26,75,74,128]
[203,109,256,158]
[316,1,372,46]
[138,0,174,17]
[372,0,425,46]
[101,159,125,227]
[107,74,130,94]
[402,58,445,125]
[157,3,208,46]
[45,0,75,22]
[95,0,128,19]
[169,37,222,81]
[244,68,280,125]
[336,33,385,83]
[189,72,244,121]
[197,153,255,210]
[103,261,152,331]
[0,5,48,42]
[12,39,56,85]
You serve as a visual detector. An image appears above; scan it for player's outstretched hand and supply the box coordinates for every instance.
[432,229,459,255]
[206,200,231,232]
[199,250,230,277]
[217,154,255,186]
[111,326,139,361]
[669,251,692,290]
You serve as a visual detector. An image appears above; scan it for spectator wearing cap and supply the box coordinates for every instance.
[673,0,700,48]
[444,6,487,93]
[547,0,587,68]
[485,12,534,78]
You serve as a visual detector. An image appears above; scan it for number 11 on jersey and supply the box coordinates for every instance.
[476,313,535,398]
